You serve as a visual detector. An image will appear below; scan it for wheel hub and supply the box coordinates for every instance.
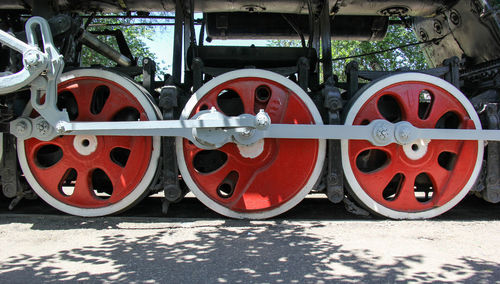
[402,139,430,160]
[236,139,265,158]
[73,135,98,156]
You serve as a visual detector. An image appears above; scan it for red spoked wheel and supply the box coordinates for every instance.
[18,69,161,216]
[176,69,326,219]
[341,73,483,219]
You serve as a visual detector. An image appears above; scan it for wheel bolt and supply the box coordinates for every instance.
[241,128,253,137]
[15,121,27,134]
[37,120,49,136]
[23,50,42,68]
[376,128,388,140]
[255,109,270,130]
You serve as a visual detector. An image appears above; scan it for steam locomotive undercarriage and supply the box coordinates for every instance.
[0,0,499,219]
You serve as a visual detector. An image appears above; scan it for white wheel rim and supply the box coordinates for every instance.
[176,69,326,219]
[18,69,161,217]
[341,73,484,219]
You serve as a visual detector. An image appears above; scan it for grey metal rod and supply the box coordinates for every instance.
[80,30,132,67]
[57,121,500,141]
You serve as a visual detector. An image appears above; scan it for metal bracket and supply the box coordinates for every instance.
[483,104,500,203]
[0,134,36,210]
[297,56,309,91]
[159,85,184,213]
[0,133,3,164]
[142,58,156,94]
[345,61,359,100]
[0,16,68,126]
[444,56,461,88]
[192,57,204,92]
[0,135,19,199]
[0,22,47,94]
[323,77,344,203]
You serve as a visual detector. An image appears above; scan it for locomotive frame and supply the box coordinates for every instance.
[0,0,499,219]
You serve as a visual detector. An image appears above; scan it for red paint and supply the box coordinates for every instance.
[349,81,478,212]
[183,77,320,213]
[24,77,153,208]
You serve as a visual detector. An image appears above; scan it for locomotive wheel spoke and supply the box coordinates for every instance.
[342,73,483,219]
[222,80,259,114]
[393,172,421,208]
[35,157,72,193]
[18,69,160,216]
[67,170,99,205]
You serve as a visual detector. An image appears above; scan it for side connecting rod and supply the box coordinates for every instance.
[11,109,499,151]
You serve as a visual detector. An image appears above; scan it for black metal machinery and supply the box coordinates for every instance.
[0,0,499,219]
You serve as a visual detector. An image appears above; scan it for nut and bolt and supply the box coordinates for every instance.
[449,10,460,25]
[376,128,389,140]
[24,50,42,68]
[164,185,182,202]
[36,120,50,136]
[15,121,28,134]
[396,125,411,144]
[12,118,32,139]
[433,20,443,35]
[327,97,342,110]
[2,184,17,198]
[241,128,253,137]
[56,123,66,134]
[487,176,498,184]
[419,29,429,41]
[328,173,338,185]
[255,109,270,129]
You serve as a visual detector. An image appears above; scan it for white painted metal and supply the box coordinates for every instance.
[176,69,326,219]
[0,17,49,95]
[17,69,161,217]
[237,139,265,158]
[403,139,430,160]
[14,112,500,143]
[341,72,484,219]
[72,135,98,156]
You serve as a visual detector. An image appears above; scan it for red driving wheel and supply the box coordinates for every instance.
[177,70,325,219]
[342,73,483,219]
[18,69,160,216]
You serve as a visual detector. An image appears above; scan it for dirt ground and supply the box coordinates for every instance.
[0,196,499,283]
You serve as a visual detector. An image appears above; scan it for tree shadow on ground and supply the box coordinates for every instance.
[0,219,499,283]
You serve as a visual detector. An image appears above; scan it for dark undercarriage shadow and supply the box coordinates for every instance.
[1,192,499,221]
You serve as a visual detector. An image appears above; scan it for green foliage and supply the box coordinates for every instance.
[269,24,428,81]
[332,25,428,72]
[80,15,163,75]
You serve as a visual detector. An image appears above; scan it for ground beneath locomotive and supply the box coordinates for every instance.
[0,196,499,282]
